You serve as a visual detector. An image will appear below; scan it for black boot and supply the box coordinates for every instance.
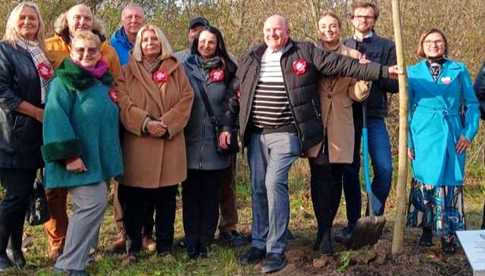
[312,228,322,251]
[9,224,25,268]
[185,238,199,259]
[319,229,334,256]
[419,227,433,247]
[441,235,457,255]
[0,225,12,272]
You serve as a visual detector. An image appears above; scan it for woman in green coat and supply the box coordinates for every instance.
[42,30,123,274]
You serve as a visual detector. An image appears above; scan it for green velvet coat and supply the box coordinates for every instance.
[42,62,123,188]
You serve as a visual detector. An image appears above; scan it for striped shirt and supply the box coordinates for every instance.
[251,48,294,128]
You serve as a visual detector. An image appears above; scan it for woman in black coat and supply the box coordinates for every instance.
[0,2,52,270]
[182,26,238,259]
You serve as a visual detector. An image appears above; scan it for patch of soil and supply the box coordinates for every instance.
[283,226,472,276]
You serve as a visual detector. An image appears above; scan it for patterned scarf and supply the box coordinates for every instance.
[142,55,162,73]
[197,55,223,72]
[16,39,52,104]
[426,57,445,81]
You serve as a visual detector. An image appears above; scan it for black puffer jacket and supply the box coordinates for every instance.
[0,42,43,169]
[236,40,386,152]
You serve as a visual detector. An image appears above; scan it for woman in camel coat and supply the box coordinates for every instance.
[116,24,193,260]
[307,11,369,256]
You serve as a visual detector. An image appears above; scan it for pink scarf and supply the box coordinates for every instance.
[82,58,109,79]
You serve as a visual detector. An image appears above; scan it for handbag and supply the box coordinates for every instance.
[25,170,50,226]
[312,135,329,166]
[196,78,239,155]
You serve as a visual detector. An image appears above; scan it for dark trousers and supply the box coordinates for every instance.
[342,104,363,226]
[218,158,238,233]
[309,159,344,236]
[142,203,155,237]
[183,169,223,247]
[0,168,36,254]
[118,184,177,254]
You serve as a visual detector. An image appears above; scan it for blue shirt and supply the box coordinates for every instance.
[110,27,133,65]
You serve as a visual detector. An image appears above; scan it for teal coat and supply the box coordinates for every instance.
[42,77,123,189]
[407,59,479,186]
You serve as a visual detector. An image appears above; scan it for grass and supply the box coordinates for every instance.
[2,155,485,275]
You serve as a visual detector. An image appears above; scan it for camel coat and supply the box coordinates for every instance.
[117,56,194,188]
[307,44,369,163]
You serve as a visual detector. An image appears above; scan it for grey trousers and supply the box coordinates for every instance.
[54,182,107,271]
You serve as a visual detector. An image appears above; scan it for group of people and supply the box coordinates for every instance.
[0,0,483,275]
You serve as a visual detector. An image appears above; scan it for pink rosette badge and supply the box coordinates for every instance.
[209,68,225,82]
[292,58,308,76]
[108,88,118,103]
[38,62,53,80]
[441,76,452,85]
[152,70,168,84]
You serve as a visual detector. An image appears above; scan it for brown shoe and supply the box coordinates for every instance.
[142,236,156,252]
[107,234,126,254]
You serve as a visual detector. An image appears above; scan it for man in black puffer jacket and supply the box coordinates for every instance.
[236,14,398,274]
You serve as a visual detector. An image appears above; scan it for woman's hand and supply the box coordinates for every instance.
[456,135,471,154]
[146,120,166,137]
[407,148,414,160]
[359,54,371,64]
[218,131,231,150]
[387,65,403,79]
[34,108,44,123]
[66,157,88,173]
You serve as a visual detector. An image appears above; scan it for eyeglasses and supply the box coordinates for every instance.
[424,40,445,45]
[72,47,99,56]
[352,15,375,20]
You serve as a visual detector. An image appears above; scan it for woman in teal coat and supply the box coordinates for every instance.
[42,30,123,274]
[407,29,479,254]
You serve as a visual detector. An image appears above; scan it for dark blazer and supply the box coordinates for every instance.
[0,42,43,168]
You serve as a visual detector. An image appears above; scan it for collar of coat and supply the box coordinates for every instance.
[56,58,113,91]
[126,55,180,113]
[249,39,295,60]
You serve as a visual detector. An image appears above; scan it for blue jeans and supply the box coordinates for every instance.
[248,132,300,254]
[367,117,393,216]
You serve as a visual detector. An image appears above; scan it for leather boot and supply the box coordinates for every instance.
[312,228,322,251]
[9,224,25,268]
[319,229,334,256]
[0,225,12,272]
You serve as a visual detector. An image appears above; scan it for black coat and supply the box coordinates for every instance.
[0,42,43,169]
[474,62,485,119]
[236,40,385,152]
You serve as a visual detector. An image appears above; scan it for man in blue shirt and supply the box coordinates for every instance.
[109,3,152,254]
[110,3,145,65]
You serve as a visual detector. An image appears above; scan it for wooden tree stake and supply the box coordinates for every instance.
[391,0,410,256]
